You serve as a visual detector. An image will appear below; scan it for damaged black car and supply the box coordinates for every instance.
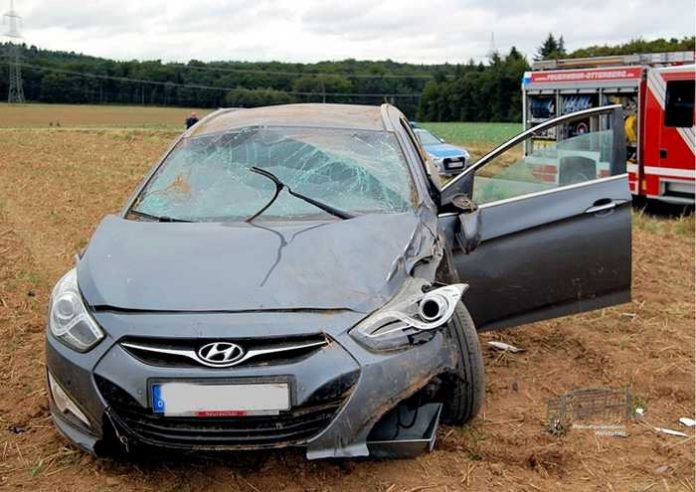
[45,103,632,459]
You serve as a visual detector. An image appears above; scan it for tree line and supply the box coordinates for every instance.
[416,35,694,122]
[0,45,447,117]
[1,36,693,121]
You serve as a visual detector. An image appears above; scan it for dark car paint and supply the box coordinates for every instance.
[51,105,457,459]
[47,103,632,460]
[436,104,631,330]
[45,310,369,441]
[78,212,432,314]
[439,175,632,331]
[45,306,459,458]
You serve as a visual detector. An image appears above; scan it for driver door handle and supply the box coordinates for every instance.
[585,200,617,214]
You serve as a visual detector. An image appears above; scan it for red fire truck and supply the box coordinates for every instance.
[522,52,695,204]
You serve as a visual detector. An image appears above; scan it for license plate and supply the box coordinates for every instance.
[447,161,464,169]
[152,382,290,417]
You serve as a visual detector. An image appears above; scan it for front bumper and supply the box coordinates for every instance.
[46,311,458,459]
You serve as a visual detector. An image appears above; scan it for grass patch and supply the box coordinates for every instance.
[420,122,522,147]
[633,209,695,237]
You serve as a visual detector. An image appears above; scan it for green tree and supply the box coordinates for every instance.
[225,87,295,108]
[3,35,688,122]
[569,36,695,58]
[417,47,530,122]
[535,33,567,61]
[292,75,352,102]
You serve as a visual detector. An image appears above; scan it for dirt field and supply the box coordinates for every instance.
[0,127,694,491]
[0,104,211,129]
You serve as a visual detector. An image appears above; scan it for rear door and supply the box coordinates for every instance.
[439,105,631,331]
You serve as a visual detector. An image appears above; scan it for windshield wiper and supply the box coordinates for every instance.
[246,166,353,223]
[127,210,192,223]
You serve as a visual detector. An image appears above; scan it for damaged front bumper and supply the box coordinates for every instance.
[45,310,458,460]
[306,331,456,459]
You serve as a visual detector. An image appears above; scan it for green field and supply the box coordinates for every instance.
[420,122,522,147]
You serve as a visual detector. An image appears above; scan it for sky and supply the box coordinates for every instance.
[4,0,695,64]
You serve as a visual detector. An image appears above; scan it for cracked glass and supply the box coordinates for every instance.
[132,126,414,222]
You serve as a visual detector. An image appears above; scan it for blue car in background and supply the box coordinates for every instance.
[413,127,470,176]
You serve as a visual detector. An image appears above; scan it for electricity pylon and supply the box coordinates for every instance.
[3,0,25,104]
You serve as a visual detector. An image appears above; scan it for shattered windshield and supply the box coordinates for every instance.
[131,126,414,222]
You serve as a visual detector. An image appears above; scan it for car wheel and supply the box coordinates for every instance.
[440,302,485,425]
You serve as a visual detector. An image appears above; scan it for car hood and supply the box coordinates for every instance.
[78,213,429,314]
[424,143,467,158]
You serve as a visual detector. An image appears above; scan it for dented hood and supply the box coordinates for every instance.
[77,213,429,314]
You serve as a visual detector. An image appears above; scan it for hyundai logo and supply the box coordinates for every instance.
[197,342,245,366]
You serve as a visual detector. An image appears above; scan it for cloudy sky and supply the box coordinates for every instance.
[6,0,695,64]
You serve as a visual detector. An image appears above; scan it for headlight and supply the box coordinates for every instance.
[48,269,104,352]
[350,283,467,352]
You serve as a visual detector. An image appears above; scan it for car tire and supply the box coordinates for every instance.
[440,302,485,425]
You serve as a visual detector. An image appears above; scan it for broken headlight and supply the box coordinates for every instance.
[350,283,467,351]
[48,269,104,352]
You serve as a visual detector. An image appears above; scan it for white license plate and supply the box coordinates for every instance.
[447,161,464,168]
[152,382,290,417]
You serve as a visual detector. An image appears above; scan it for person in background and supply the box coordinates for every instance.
[185,112,199,129]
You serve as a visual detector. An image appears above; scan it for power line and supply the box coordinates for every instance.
[156,55,512,78]
[15,62,422,99]
[177,63,449,80]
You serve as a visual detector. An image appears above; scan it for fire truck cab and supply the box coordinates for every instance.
[522,52,695,204]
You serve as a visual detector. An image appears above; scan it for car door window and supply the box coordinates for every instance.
[438,106,630,331]
[473,124,616,205]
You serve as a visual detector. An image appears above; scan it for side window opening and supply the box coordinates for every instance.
[665,80,695,128]
[473,123,615,205]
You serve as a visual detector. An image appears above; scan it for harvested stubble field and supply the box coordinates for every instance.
[0,124,694,491]
[0,103,211,129]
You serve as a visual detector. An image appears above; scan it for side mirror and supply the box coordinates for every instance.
[451,194,481,254]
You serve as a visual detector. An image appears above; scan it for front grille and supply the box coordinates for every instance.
[96,376,349,450]
[121,334,328,369]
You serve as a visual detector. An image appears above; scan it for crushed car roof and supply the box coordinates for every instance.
[190,103,390,136]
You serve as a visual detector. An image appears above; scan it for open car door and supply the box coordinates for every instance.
[438,105,631,331]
